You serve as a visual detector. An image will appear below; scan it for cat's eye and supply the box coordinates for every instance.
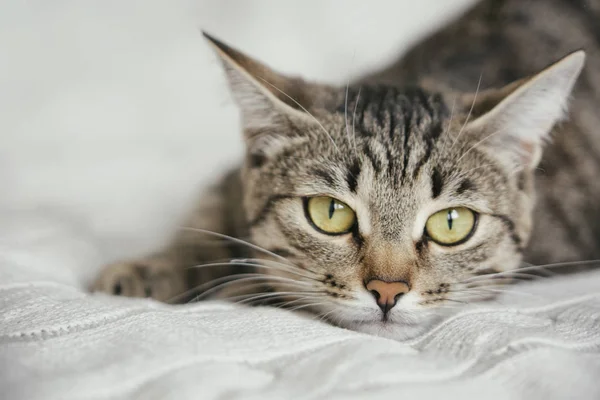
[425,207,477,246]
[305,197,356,235]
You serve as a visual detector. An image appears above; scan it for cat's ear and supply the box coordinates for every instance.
[464,51,585,170]
[203,31,316,139]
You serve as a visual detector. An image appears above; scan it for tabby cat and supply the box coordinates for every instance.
[94,0,600,339]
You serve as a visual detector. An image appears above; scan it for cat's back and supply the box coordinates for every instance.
[372,0,599,92]
[368,0,600,265]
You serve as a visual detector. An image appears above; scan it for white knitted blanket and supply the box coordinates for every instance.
[1,213,600,400]
[2,1,600,398]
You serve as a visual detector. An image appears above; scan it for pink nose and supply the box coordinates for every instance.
[366,279,410,314]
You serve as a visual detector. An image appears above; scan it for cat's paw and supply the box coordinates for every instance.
[93,258,186,302]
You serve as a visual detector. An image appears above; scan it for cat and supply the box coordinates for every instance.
[94,0,600,339]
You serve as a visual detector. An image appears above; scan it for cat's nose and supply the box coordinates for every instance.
[366,279,410,314]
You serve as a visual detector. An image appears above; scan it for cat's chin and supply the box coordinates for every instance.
[330,296,452,340]
[335,302,448,341]
[333,308,447,341]
[345,320,434,341]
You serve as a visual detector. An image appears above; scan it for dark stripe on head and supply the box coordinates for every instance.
[414,90,431,124]
[412,93,447,179]
[347,159,361,193]
[388,111,398,142]
[249,153,267,169]
[431,168,444,198]
[413,119,443,179]
[401,113,412,182]
[364,143,383,174]
[384,147,394,179]
[375,91,388,129]
[456,179,475,195]
[311,167,337,187]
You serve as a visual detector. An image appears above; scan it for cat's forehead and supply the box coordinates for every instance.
[330,85,448,142]
[297,84,455,168]
[287,85,472,178]
[266,83,509,218]
[301,85,452,183]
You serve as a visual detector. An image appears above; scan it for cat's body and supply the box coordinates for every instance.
[94,0,599,339]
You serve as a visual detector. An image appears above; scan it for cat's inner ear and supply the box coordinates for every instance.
[464,51,586,170]
[203,32,315,138]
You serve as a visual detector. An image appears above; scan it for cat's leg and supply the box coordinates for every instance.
[92,169,246,303]
[92,252,187,302]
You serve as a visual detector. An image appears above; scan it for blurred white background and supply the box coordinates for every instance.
[0,0,475,283]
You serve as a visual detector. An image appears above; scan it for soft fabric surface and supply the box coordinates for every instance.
[1,213,600,400]
[2,1,600,399]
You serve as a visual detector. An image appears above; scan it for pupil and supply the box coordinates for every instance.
[447,210,454,230]
[328,199,335,219]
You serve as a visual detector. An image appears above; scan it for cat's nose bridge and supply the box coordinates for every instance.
[362,242,416,284]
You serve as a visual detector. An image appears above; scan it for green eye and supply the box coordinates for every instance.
[305,197,356,235]
[425,207,477,245]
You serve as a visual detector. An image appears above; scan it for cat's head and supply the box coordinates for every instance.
[204,32,585,339]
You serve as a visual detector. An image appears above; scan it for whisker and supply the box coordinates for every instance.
[234,291,327,305]
[218,280,316,302]
[344,48,358,156]
[169,272,266,304]
[257,78,338,149]
[287,301,330,313]
[519,259,600,273]
[445,291,496,300]
[351,86,362,157]
[449,164,500,183]
[315,308,339,324]
[232,257,321,279]
[332,312,349,328]
[439,298,468,305]
[179,227,300,268]
[269,296,318,310]
[452,287,544,299]
[455,126,507,165]
[248,299,327,312]
[465,272,549,284]
[464,259,600,283]
[185,261,317,281]
[434,302,470,309]
[437,96,457,157]
[229,293,324,307]
[192,274,314,303]
[181,272,310,304]
[344,76,351,147]
[450,72,483,151]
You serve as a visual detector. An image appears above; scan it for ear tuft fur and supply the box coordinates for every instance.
[203,31,313,136]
